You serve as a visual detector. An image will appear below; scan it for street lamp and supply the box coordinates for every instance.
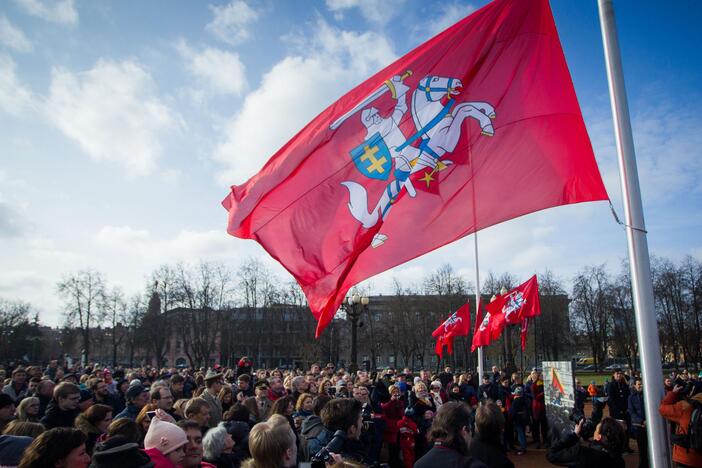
[343,293,369,373]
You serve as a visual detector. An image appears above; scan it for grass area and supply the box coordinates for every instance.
[573,371,668,385]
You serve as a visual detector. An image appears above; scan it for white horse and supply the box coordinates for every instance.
[343,75,495,243]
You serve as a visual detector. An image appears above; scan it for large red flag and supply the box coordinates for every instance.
[487,275,541,325]
[433,303,470,357]
[471,299,505,351]
[222,0,608,337]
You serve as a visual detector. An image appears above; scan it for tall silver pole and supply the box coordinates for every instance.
[598,2,671,466]
[474,232,484,382]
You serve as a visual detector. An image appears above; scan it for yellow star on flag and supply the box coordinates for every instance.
[420,171,434,188]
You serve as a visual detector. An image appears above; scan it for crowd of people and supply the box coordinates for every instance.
[0,358,701,467]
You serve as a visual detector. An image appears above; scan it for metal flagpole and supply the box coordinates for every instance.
[474,232,484,383]
[598,2,671,466]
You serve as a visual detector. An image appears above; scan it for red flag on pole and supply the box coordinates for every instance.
[487,275,541,325]
[222,0,608,337]
[471,299,505,352]
[433,303,470,357]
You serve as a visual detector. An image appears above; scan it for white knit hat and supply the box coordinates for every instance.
[144,417,188,455]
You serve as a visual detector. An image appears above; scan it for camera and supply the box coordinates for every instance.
[571,411,595,440]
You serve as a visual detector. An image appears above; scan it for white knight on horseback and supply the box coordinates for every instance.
[336,72,496,247]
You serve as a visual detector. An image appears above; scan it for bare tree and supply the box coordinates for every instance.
[57,270,106,363]
[0,299,35,362]
[104,287,128,366]
[571,265,612,371]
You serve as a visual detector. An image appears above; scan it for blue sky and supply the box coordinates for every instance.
[1,0,700,326]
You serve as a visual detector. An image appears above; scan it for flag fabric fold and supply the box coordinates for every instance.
[222,0,608,337]
[486,275,541,325]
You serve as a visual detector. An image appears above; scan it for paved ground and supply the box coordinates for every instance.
[505,439,641,467]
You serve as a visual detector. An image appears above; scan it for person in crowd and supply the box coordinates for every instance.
[106,418,142,446]
[293,393,314,421]
[574,379,588,414]
[381,384,404,468]
[202,422,236,468]
[202,370,225,427]
[174,398,190,419]
[78,389,94,412]
[34,380,54,419]
[89,435,154,468]
[509,386,529,456]
[185,398,212,434]
[0,394,15,433]
[114,383,149,421]
[410,381,436,460]
[2,368,28,403]
[151,386,177,420]
[14,397,39,423]
[479,375,498,402]
[89,378,120,415]
[1,420,44,438]
[236,375,254,399]
[271,395,297,440]
[241,414,296,468]
[627,377,647,468]
[251,382,272,421]
[414,401,486,468]
[219,386,235,415]
[429,381,447,409]
[144,415,188,468]
[315,398,367,463]
[546,416,626,467]
[0,434,33,467]
[299,395,332,461]
[18,427,91,468]
[40,382,81,429]
[659,381,702,468]
[170,374,186,400]
[437,366,454,390]
[606,368,631,443]
[448,383,468,404]
[74,403,113,455]
[469,401,514,468]
[290,376,308,404]
[530,371,548,449]
[267,377,286,402]
[177,419,215,468]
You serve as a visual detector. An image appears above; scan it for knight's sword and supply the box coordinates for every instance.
[329,71,412,130]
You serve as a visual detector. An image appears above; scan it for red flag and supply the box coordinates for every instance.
[435,335,445,359]
[471,298,505,351]
[487,275,541,325]
[222,0,608,337]
[520,317,529,352]
[433,304,470,356]
[551,367,565,394]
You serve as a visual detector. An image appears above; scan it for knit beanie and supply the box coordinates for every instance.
[144,417,188,455]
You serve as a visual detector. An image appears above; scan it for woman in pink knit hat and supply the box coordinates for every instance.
[144,414,188,467]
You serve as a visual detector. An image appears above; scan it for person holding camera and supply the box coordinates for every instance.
[309,398,366,466]
[414,402,487,468]
[659,381,702,468]
[546,416,626,467]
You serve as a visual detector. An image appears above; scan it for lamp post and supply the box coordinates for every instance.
[343,293,369,373]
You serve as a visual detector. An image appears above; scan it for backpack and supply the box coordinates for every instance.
[672,399,702,452]
[299,416,332,461]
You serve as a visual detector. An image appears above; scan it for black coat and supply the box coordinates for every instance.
[415,445,487,468]
[40,401,79,429]
[478,383,498,402]
[469,434,514,468]
[546,432,625,468]
[605,380,630,418]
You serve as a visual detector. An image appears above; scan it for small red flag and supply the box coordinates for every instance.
[487,275,541,325]
[520,317,529,352]
[433,303,470,357]
[471,298,505,351]
[222,0,608,337]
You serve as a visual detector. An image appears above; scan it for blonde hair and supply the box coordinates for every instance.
[295,393,313,412]
[15,397,39,422]
[243,414,295,468]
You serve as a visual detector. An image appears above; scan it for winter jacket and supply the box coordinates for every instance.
[380,398,404,443]
[478,383,498,402]
[39,400,79,429]
[2,383,28,403]
[201,389,223,427]
[659,390,702,467]
[114,403,141,421]
[74,412,104,455]
[627,390,645,427]
[144,447,178,468]
[531,381,545,421]
[469,434,514,468]
[546,432,624,468]
[299,415,332,461]
[509,395,529,427]
[605,379,630,418]
[415,444,487,468]
[0,435,33,467]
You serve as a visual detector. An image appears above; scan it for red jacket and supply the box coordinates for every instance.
[659,391,702,467]
[381,398,405,442]
[531,381,545,420]
[145,448,177,468]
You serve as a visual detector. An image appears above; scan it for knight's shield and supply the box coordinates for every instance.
[349,132,392,180]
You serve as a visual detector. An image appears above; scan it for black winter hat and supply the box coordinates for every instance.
[90,436,154,468]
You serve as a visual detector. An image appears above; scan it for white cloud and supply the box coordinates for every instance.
[214,20,395,185]
[0,53,34,115]
[45,59,182,176]
[13,0,78,26]
[95,225,247,265]
[325,0,403,25]
[206,0,259,46]
[178,41,247,97]
[0,15,32,52]
[422,2,477,39]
